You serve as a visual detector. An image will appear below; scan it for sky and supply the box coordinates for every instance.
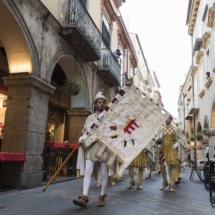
[120,0,192,118]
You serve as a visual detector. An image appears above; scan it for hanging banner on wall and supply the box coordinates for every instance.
[83,84,170,178]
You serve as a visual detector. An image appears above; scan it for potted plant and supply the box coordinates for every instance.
[190,136,195,141]
[202,128,209,135]
[64,76,84,96]
[187,140,190,145]
[195,132,203,141]
[202,128,209,144]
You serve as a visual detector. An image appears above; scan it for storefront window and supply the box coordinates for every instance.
[0,93,7,136]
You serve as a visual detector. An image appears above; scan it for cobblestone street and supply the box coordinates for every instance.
[0,168,214,215]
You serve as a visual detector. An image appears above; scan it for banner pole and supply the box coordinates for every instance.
[42,143,80,192]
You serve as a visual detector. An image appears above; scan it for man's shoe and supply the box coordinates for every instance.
[111,180,116,186]
[97,194,107,207]
[96,182,101,188]
[126,180,135,189]
[146,174,151,179]
[73,195,88,208]
[119,176,124,181]
[175,180,180,185]
[137,182,142,190]
[159,182,168,190]
[156,170,161,175]
[169,185,175,192]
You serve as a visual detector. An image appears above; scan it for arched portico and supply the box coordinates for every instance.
[211,98,215,129]
[47,53,91,146]
[0,0,38,75]
[0,1,54,189]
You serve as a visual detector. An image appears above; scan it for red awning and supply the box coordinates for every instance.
[0,152,26,163]
[0,82,8,95]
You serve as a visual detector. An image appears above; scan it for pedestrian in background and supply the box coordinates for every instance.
[187,151,191,167]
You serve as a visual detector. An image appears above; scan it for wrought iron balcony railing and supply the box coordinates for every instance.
[98,43,121,87]
[59,0,101,62]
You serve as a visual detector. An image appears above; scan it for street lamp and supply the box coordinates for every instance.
[190,141,195,147]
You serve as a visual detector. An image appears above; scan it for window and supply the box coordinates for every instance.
[206,49,210,73]
[198,63,204,91]
[102,14,110,48]
[119,46,124,87]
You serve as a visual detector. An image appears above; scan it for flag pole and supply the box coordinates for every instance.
[42,143,80,192]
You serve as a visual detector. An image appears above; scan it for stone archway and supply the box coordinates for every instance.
[47,52,91,145]
[0,0,38,75]
[0,1,55,189]
[211,100,215,129]
[204,115,209,128]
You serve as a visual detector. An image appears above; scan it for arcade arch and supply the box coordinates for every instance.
[211,100,215,129]
[46,55,89,143]
[0,1,37,75]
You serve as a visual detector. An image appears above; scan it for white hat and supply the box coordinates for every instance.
[94,92,107,103]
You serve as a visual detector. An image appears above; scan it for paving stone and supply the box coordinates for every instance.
[0,168,215,215]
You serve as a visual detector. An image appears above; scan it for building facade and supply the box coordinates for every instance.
[0,0,138,189]
[178,0,215,163]
[129,33,163,105]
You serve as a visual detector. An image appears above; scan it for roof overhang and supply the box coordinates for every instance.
[103,0,118,22]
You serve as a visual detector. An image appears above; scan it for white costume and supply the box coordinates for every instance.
[74,92,109,208]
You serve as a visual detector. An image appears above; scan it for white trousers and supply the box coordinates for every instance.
[83,160,108,196]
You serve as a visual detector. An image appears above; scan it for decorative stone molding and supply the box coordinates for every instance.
[191,66,198,77]
[205,77,213,88]
[102,0,118,22]
[196,51,204,64]
[207,3,215,28]
[117,17,138,68]
[188,0,201,35]
[199,89,205,98]
[201,32,211,49]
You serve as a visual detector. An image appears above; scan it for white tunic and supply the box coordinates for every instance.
[76,112,109,176]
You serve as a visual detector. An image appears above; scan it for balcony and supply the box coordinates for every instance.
[98,44,121,87]
[59,0,101,62]
[188,96,199,115]
[185,106,193,120]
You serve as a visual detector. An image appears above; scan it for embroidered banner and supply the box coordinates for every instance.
[83,84,170,178]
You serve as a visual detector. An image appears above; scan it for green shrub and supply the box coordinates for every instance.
[64,76,84,96]
[195,132,203,141]
[190,136,195,141]
[202,128,209,135]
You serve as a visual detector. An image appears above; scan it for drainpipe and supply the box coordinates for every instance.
[191,35,197,167]
[92,65,95,112]
[126,48,129,79]
[183,93,186,135]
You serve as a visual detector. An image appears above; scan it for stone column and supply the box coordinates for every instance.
[66,110,91,143]
[1,73,55,189]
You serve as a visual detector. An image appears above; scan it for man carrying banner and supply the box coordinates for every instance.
[157,115,187,192]
[126,141,154,190]
[73,92,109,208]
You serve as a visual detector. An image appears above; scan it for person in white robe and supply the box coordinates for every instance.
[73,92,109,208]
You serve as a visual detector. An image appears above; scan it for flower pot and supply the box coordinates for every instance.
[202,135,208,144]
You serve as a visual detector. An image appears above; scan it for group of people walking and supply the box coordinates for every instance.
[73,92,188,208]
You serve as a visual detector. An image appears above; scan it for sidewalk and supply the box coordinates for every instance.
[0,168,214,215]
